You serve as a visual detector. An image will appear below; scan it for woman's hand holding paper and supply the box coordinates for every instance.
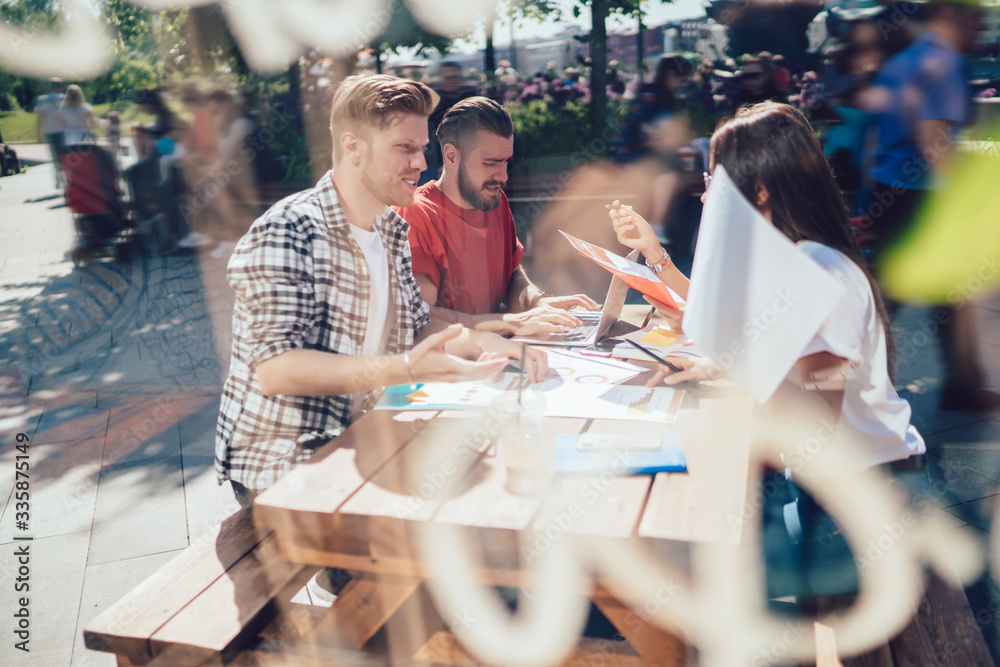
[644,295,684,334]
[607,200,661,261]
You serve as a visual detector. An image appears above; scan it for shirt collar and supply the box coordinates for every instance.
[316,170,393,230]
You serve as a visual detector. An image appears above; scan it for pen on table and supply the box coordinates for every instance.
[625,339,684,373]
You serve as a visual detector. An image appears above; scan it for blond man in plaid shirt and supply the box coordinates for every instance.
[216,75,547,518]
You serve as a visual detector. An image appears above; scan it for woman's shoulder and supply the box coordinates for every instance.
[798,241,872,303]
[798,240,856,273]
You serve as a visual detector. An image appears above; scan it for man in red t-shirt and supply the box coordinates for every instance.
[394,97,597,336]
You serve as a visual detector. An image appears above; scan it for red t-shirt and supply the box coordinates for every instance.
[394,182,524,315]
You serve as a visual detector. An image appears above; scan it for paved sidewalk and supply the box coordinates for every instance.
[0,156,997,665]
[0,160,240,666]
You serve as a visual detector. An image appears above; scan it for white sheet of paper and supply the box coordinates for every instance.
[684,166,845,403]
[409,373,682,423]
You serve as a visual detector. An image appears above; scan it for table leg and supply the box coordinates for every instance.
[299,572,424,651]
[593,596,689,666]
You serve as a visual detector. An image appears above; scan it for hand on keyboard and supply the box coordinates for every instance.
[502,306,583,336]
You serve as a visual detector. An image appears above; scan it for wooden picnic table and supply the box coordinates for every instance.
[253,307,755,665]
[84,304,993,666]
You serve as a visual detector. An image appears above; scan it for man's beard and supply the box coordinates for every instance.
[457,161,502,212]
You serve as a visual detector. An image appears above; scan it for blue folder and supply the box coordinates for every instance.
[553,432,687,475]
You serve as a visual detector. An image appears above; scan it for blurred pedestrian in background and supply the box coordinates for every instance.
[730,54,786,109]
[59,85,98,146]
[34,77,65,187]
[104,111,122,164]
[611,53,692,164]
[864,0,992,410]
[422,62,478,184]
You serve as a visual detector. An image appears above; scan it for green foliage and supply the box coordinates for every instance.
[0,0,57,26]
[373,0,453,56]
[90,52,159,103]
[517,0,644,22]
[0,102,155,142]
[103,0,155,53]
[0,109,37,141]
[0,93,20,112]
[0,0,58,108]
[507,98,624,165]
[267,115,313,181]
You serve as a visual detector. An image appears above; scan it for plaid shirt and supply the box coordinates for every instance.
[215,171,430,491]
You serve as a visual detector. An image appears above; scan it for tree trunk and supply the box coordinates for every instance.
[485,32,496,79]
[374,44,383,74]
[287,59,303,134]
[590,0,609,143]
[636,8,644,72]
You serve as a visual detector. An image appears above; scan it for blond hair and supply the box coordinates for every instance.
[62,84,85,109]
[329,74,438,164]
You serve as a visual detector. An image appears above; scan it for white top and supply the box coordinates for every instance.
[793,241,925,471]
[348,218,391,415]
[59,105,93,144]
[218,117,254,165]
[34,93,64,134]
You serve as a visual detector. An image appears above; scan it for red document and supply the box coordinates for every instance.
[559,231,679,309]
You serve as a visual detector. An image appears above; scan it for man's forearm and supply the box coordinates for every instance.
[429,305,519,336]
[506,266,540,313]
[256,348,407,397]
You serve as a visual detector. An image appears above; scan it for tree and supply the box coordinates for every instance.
[0,0,58,109]
[517,0,661,141]
[369,0,453,73]
[707,0,822,68]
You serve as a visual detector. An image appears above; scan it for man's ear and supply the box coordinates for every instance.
[441,142,460,167]
[340,132,365,167]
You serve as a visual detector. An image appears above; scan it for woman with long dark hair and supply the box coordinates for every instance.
[611,102,915,455]
[609,102,925,596]
[611,54,693,164]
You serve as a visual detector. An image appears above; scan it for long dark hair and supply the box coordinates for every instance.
[651,54,693,113]
[709,102,896,380]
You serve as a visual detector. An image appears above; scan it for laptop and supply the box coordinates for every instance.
[512,250,638,348]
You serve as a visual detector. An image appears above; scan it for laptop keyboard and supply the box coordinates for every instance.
[547,312,602,342]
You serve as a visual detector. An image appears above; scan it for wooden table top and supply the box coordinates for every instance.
[254,381,753,579]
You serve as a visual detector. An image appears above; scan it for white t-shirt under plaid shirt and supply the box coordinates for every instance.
[215,172,430,491]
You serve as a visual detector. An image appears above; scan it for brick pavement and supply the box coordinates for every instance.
[0,156,997,665]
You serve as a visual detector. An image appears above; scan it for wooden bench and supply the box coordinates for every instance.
[812,569,994,666]
[83,515,995,666]
[83,510,313,666]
